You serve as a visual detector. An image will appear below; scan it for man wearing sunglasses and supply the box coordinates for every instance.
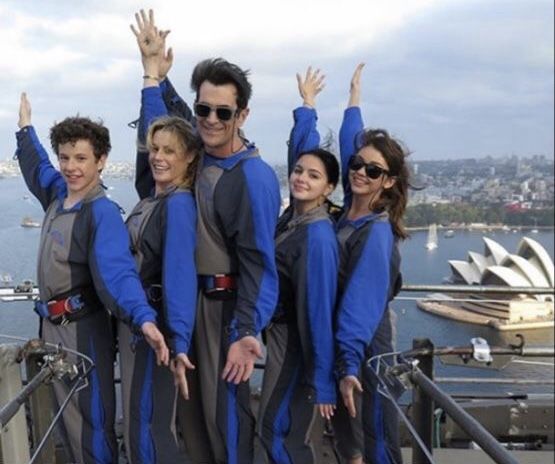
[131,10,281,464]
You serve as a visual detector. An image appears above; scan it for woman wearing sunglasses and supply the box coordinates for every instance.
[257,68,339,464]
[291,64,410,464]
[334,63,409,464]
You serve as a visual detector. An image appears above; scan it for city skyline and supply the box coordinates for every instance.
[0,0,553,163]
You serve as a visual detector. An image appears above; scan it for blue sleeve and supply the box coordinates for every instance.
[162,192,197,355]
[229,161,281,339]
[336,222,394,377]
[15,126,66,210]
[287,106,321,177]
[305,222,338,404]
[159,78,195,124]
[89,198,157,330]
[135,86,170,199]
[339,107,364,208]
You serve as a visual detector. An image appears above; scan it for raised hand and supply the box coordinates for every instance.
[130,9,171,78]
[141,321,170,366]
[18,92,31,129]
[171,353,196,400]
[339,375,363,418]
[222,335,262,384]
[348,63,365,108]
[296,66,326,108]
[158,42,173,81]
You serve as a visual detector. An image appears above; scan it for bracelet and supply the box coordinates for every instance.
[142,75,160,81]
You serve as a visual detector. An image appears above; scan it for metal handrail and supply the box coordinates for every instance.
[0,336,95,464]
[366,338,554,464]
[402,284,555,294]
[1,283,553,303]
[410,368,519,464]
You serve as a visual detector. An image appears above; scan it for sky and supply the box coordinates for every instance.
[0,0,553,163]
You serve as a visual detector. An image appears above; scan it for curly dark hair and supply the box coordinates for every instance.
[50,117,111,160]
[190,58,252,109]
[355,128,412,239]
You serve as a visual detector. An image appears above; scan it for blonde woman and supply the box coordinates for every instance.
[119,115,201,463]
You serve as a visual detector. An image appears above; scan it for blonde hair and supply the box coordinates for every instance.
[146,116,202,189]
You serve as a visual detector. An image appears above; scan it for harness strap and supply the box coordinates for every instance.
[199,274,237,291]
[34,289,98,325]
[199,274,237,300]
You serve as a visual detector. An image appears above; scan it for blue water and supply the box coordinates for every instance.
[1,177,553,394]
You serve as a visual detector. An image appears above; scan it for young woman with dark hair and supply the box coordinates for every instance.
[290,63,411,464]
[257,68,339,464]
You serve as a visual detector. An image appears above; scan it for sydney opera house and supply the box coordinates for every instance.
[417,237,554,330]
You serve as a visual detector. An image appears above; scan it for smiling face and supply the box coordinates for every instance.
[349,145,396,205]
[57,139,105,199]
[149,129,192,194]
[289,154,333,209]
[195,81,248,157]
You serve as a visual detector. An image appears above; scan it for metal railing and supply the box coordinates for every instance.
[1,283,554,304]
[0,336,94,464]
[368,337,554,464]
[1,283,553,464]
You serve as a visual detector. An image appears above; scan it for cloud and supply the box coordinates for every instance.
[0,0,552,162]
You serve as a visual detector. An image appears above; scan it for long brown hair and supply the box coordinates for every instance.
[355,129,411,239]
[146,116,202,190]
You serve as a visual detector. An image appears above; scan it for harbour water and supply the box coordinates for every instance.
[0,176,553,395]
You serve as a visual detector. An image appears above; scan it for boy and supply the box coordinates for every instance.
[16,92,168,464]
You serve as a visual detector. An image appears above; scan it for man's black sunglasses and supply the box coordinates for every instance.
[348,156,390,179]
[194,103,237,121]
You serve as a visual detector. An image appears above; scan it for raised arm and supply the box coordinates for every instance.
[339,63,365,206]
[131,9,173,87]
[287,67,325,176]
[131,9,194,198]
[15,93,65,210]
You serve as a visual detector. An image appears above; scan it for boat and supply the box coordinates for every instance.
[426,223,438,250]
[444,229,455,238]
[417,236,555,330]
[0,272,13,287]
[20,216,41,228]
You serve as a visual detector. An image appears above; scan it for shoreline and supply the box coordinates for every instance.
[406,224,555,232]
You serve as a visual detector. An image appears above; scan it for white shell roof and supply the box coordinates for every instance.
[449,260,481,284]
[448,235,554,290]
[517,237,555,287]
[481,266,532,287]
[501,254,550,287]
[468,251,491,274]
[483,237,509,265]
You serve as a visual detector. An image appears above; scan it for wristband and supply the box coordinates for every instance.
[143,75,160,81]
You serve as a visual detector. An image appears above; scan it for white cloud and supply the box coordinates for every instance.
[0,0,552,161]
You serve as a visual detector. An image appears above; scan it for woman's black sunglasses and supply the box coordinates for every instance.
[194,103,237,121]
[348,156,390,179]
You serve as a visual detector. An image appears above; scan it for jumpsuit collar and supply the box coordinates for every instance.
[57,183,105,213]
[202,144,258,171]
